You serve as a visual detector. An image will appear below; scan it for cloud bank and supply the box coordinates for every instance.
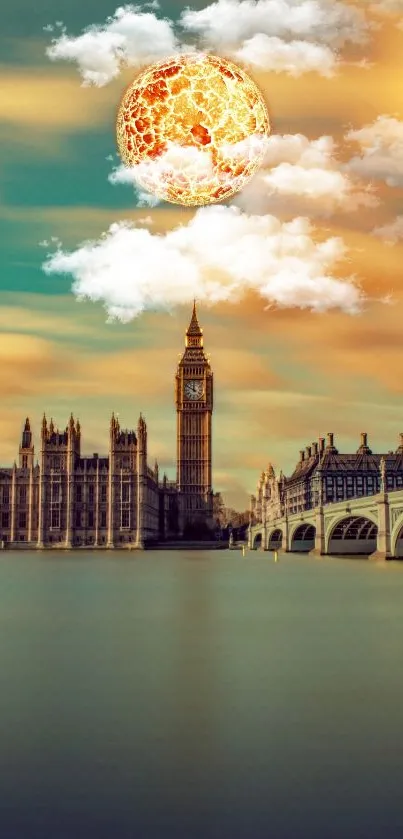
[180,0,369,48]
[370,0,403,14]
[108,135,270,205]
[373,216,403,244]
[108,133,378,218]
[42,205,363,321]
[232,134,378,217]
[45,0,372,85]
[46,6,181,86]
[233,33,336,77]
[346,116,403,187]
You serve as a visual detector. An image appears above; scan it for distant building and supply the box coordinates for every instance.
[251,432,403,525]
[0,304,215,549]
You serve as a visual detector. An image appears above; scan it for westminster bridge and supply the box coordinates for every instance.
[248,489,403,560]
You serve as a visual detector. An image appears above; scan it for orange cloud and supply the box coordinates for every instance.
[0,69,116,130]
[0,204,182,245]
[0,334,72,398]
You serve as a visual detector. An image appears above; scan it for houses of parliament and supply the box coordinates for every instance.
[0,304,215,549]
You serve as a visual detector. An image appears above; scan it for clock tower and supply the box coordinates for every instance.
[176,302,213,537]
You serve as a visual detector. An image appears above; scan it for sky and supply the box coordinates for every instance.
[1,0,403,510]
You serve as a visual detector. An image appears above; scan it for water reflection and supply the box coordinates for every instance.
[0,551,402,838]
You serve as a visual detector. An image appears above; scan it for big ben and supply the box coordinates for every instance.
[175,301,214,537]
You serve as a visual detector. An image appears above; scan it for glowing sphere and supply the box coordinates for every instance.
[116,53,270,206]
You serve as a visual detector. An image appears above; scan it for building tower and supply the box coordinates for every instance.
[19,417,34,469]
[175,301,214,537]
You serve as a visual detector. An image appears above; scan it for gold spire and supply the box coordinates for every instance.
[185,299,203,346]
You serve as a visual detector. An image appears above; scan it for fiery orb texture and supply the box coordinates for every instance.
[116,53,270,206]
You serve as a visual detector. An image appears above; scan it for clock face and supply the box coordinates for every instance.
[184,380,204,400]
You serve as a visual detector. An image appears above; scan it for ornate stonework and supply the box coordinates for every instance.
[0,413,159,549]
[391,507,403,528]
[175,301,214,537]
[0,305,215,549]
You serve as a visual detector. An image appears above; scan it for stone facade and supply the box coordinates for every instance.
[251,431,403,527]
[0,304,214,549]
[175,300,214,537]
[0,413,159,549]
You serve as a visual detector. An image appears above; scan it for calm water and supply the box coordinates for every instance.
[0,550,403,839]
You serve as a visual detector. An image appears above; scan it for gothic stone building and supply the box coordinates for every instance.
[0,304,214,549]
[252,431,403,525]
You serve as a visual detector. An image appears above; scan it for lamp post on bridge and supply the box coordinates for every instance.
[248,494,255,549]
[283,484,290,553]
[310,468,325,557]
[371,455,392,561]
[262,505,267,551]
[380,456,386,495]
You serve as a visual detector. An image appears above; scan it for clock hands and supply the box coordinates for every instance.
[185,380,203,399]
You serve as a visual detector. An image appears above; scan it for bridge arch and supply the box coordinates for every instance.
[268,528,283,550]
[290,523,315,553]
[253,532,263,550]
[391,516,403,558]
[326,514,378,556]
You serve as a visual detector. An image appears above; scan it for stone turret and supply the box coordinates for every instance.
[107,412,117,549]
[66,413,80,549]
[37,416,48,548]
[19,417,34,469]
[135,413,147,549]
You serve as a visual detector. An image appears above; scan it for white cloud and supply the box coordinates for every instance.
[108,135,269,204]
[373,216,403,244]
[42,205,363,321]
[263,134,335,167]
[46,0,372,83]
[46,5,181,86]
[233,133,378,217]
[265,164,358,199]
[136,190,162,207]
[233,33,337,76]
[108,164,139,187]
[180,0,370,48]
[345,116,403,187]
[180,0,371,75]
[110,143,215,193]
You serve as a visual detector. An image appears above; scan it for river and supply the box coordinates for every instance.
[0,550,402,838]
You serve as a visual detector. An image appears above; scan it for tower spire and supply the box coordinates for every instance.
[20,415,34,468]
[186,300,203,347]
